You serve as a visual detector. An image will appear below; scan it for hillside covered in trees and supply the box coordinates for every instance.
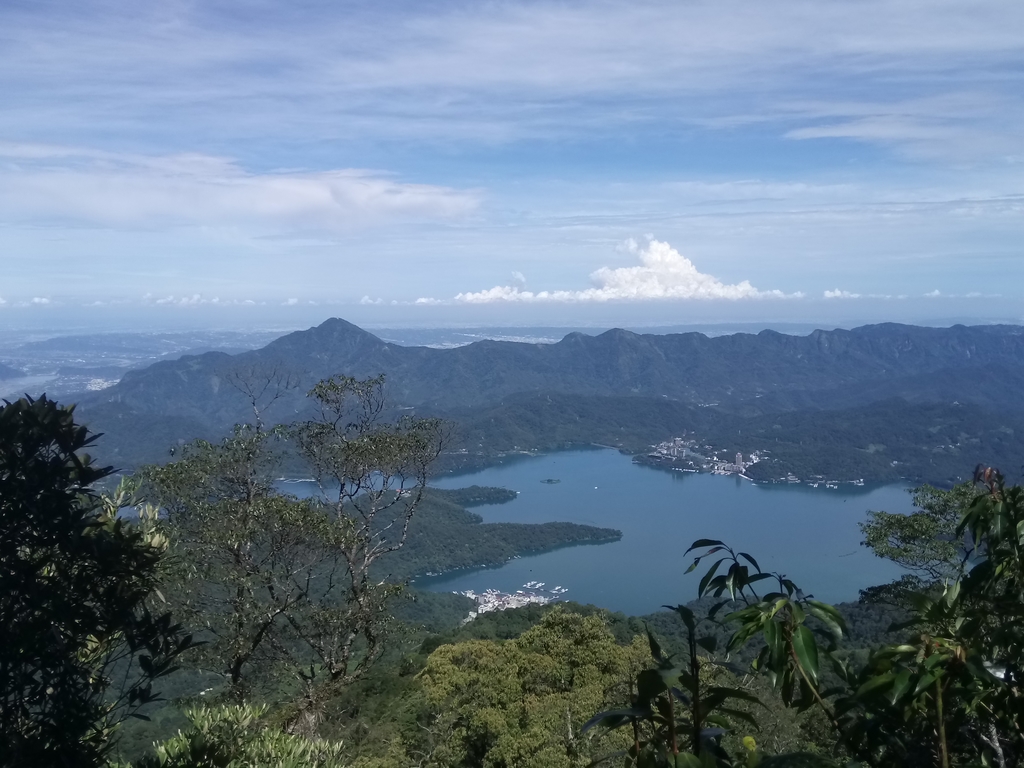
[4,391,1024,767]
[71,319,1024,485]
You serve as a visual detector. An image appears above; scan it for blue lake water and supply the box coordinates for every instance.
[418,449,914,615]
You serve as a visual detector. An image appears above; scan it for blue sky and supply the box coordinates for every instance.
[1,0,1023,329]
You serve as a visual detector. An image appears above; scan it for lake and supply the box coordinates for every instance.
[419,449,913,615]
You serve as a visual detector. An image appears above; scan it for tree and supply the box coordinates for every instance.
[419,609,649,768]
[124,703,347,768]
[859,483,977,604]
[142,375,447,728]
[140,423,334,702]
[0,396,193,767]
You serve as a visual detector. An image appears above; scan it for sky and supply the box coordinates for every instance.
[1,0,1023,331]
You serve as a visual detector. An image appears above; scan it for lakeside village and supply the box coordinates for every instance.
[456,582,569,623]
[637,434,865,488]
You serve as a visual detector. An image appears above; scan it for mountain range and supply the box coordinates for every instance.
[75,318,1024,483]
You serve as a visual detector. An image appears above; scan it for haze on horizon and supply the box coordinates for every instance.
[2,0,1023,332]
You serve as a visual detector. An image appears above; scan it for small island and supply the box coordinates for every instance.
[540,478,561,484]
[430,485,518,507]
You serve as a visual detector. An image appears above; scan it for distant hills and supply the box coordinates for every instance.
[75,318,1024,484]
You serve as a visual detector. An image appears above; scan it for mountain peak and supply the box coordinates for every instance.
[266,317,384,353]
[315,317,382,339]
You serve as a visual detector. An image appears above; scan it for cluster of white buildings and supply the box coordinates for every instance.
[652,436,695,459]
[647,436,765,477]
[457,583,568,622]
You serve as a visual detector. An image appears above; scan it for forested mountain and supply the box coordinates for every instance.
[74,318,1024,481]
[84,318,1024,414]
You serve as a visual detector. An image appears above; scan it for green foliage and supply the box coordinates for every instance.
[0,396,193,767]
[835,470,1024,766]
[140,424,353,700]
[584,536,852,767]
[418,609,649,768]
[860,482,976,584]
[124,703,347,768]
[657,470,1024,767]
[141,375,448,721]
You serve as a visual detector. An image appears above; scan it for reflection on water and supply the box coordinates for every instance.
[420,449,913,615]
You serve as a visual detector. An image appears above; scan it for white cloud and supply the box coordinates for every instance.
[359,295,384,305]
[823,289,861,299]
[437,239,794,304]
[925,289,942,297]
[283,297,299,306]
[0,143,479,231]
[145,294,260,307]
[31,297,50,305]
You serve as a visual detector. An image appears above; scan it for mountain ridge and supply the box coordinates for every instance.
[73,318,1024,476]
[87,318,1024,415]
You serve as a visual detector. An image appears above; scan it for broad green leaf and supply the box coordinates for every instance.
[698,558,727,597]
[789,601,806,624]
[763,620,785,670]
[806,600,848,633]
[806,605,843,640]
[888,669,912,704]
[686,538,726,554]
[671,604,697,634]
[738,551,761,572]
[856,672,896,697]
[581,708,650,734]
[792,626,820,684]
[647,627,665,662]
[911,672,937,697]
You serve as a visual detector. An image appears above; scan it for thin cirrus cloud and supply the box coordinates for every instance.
[419,240,800,305]
[0,142,478,230]
[2,1,1022,155]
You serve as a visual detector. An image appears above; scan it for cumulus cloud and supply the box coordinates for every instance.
[31,297,50,305]
[360,295,384,305]
[283,297,299,306]
[0,143,478,231]
[441,239,793,304]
